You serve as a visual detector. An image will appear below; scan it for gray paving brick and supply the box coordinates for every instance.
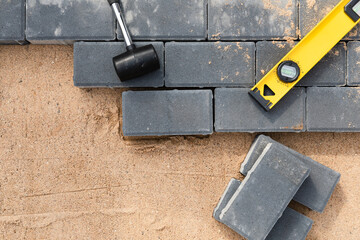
[214,88,305,132]
[26,0,115,44]
[0,0,26,44]
[299,0,360,40]
[208,0,297,40]
[117,0,206,40]
[266,207,313,240]
[347,41,360,86]
[73,42,164,88]
[240,135,341,212]
[122,90,213,136]
[213,178,313,240]
[307,87,360,132]
[213,178,241,223]
[219,144,310,240]
[256,41,346,86]
[165,42,255,87]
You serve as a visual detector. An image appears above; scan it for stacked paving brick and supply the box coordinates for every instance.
[1,0,360,134]
[214,135,340,239]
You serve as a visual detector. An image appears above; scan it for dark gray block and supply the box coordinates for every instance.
[347,41,360,86]
[122,90,213,136]
[0,0,26,44]
[307,87,360,132]
[299,0,360,40]
[165,42,255,87]
[208,0,297,40]
[266,208,313,240]
[117,0,206,40]
[256,41,346,86]
[214,178,313,240]
[241,135,341,213]
[214,88,306,132]
[219,144,310,240]
[73,42,164,88]
[213,178,242,222]
[26,0,115,44]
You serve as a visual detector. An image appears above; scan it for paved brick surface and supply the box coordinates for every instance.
[73,42,164,88]
[241,135,341,212]
[117,0,206,40]
[208,0,297,40]
[165,42,255,87]
[0,0,26,44]
[256,41,295,82]
[256,41,346,86]
[3,41,360,240]
[307,87,360,132]
[219,143,310,240]
[299,0,360,39]
[347,41,360,86]
[26,0,115,44]
[122,90,213,136]
[215,88,306,132]
[214,178,313,240]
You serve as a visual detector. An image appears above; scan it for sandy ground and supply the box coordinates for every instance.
[0,45,359,239]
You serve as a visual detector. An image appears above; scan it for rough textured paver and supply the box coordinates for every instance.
[214,179,313,240]
[208,0,297,40]
[256,41,346,86]
[299,0,360,39]
[117,0,206,40]
[307,87,360,132]
[347,41,360,86]
[0,0,26,44]
[213,178,242,222]
[215,88,306,132]
[26,0,115,44]
[266,208,313,240]
[241,135,341,212]
[122,90,213,136]
[73,42,164,88]
[165,42,255,87]
[219,144,310,240]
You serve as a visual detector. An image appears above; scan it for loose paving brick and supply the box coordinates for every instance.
[213,178,241,223]
[122,90,213,136]
[299,0,360,39]
[117,0,206,40]
[214,178,313,240]
[165,42,255,87]
[215,88,305,132]
[256,41,346,86]
[219,144,310,240]
[347,41,360,86]
[266,207,313,240]
[26,0,115,44]
[208,0,297,40]
[307,87,360,132]
[73,42,164,88]
[0,0,26,44]
[240,135,341,212]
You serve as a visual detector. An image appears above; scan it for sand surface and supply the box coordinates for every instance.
[0,45,359,239]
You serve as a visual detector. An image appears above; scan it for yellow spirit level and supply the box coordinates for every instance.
[250,0,360,111]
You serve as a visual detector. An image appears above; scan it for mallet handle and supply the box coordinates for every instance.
[109,1,133,48]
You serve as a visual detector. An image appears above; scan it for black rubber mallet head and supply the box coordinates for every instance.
[108,0,160,82]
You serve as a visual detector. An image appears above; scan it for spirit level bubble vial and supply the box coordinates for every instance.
[249,0,360,111]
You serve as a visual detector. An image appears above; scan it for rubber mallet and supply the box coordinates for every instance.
[108,0,160,81]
